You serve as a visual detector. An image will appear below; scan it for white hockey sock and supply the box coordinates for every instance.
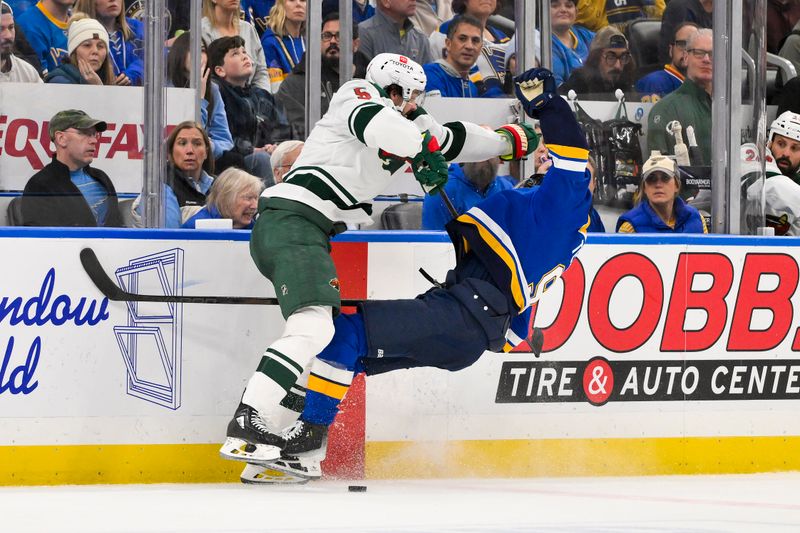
[242,306,333,426]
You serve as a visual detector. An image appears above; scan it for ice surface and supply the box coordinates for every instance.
[3,473,800,532]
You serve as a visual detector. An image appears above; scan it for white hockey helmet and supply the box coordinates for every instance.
[769,111,800,144]
[365,53,426,111]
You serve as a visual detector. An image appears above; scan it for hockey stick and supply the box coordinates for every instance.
[79,248,364,306]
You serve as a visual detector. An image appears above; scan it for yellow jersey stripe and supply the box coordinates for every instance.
[457,213,526,310]
[307,374,349,400]
[547,144,590,161]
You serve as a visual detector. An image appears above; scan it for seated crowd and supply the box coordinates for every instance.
[4,0,797,234]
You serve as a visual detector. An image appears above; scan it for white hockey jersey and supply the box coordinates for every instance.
[262,78,513,225]
[744,147,800,236]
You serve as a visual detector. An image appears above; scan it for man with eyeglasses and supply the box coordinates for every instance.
[559,26,636,101]
[658,0,713,64]
[20,109,124,227]
[637,22,699,103]
[647,28,713,165]
[276,11,369,139]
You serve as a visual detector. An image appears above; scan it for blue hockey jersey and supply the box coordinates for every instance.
[447,142,591,352]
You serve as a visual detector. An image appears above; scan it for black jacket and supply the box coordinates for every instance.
[276,52,369,139]
[559,67,636,102]
[21,158,123,227]
[213,78,292,155]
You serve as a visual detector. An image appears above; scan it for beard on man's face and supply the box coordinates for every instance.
[322,45,340,69]
[776,156,800,175]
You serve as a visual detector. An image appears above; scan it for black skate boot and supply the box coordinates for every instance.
[219,402,285,465]
[282,419,329,456]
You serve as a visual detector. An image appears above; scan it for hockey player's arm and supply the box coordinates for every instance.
[515,68,591,229]
[409,107,535,164]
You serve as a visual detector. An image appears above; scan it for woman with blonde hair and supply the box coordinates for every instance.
[260,0,306,92]
[73,0,144,85]
[201,0,270,91]
[182,167,264,229]
[46,15,120,85]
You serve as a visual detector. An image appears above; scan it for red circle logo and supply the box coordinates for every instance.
[583,357,614,406]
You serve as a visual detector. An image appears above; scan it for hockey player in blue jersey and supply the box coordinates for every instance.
[261,67,592,480]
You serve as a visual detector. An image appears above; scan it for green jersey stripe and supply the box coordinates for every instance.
[347,102,382,140]
[265,348,304,375]
[441,121,467,161]
[284,172,373,214]
[286,165,359,205]
[351,103,384,144]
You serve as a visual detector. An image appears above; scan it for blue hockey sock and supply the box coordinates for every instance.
[301,312,367,426]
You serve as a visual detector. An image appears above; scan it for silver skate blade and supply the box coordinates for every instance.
[268,456,322,480]
[219,437,282,464]
[240,463,309,485]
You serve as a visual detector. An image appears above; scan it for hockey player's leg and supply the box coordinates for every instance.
[273,313,366,471]
[223,206,340,465]
[220,305,335,464]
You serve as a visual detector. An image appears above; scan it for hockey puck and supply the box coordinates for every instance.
[348,485,367,492]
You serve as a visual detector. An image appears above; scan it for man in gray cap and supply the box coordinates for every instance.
[559,26,637,101]
[21,109,123,227]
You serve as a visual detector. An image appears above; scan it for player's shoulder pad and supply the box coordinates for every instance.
[336,78,385,103]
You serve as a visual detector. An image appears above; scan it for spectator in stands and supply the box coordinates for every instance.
[768,0,800,55]
[46,16,124,85]
[559,26,636,100]
[616,152,707,233]
[182,167,264,229]
[261,0,306,93]
[167,32,238,175]
[0,1,42,82]
[133,121,215,228]
[424,15,502,97]
[73,0,143,86]
[323,0,375,26]
[637,22,698,103]
[276,12,368,139]
[779,17,800,76]
[422,156,513,230]
[768,111,800,185]
[21,109,123,227]
[124,0,191,43]
[550,0,594,86]
[576,0,665,33]
[208,35,292,186]
[647,29,712,164]
[407,0,451,36]
[242,0,274,35]
[202,0,270,92]
[358,0,432,65]
[270,139,303,183]
[429,0,509,96]
[17,0,70,75]
[658,0,712,64]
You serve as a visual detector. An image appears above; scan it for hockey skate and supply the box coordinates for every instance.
[239,463,310,485]
[264,419,328,480]
[282,419,329,456]
[219,403,285,464]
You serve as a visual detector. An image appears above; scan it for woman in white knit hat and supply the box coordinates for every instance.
[45,14,119,85]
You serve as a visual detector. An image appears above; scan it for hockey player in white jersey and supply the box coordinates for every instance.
[220,52,540,478]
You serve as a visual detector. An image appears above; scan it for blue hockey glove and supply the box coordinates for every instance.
[514,68,558,119]
[495,122,540,161]
[410,131,448,194]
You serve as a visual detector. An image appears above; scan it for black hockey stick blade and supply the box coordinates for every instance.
[79,248,363,306]
[528,327,545,358]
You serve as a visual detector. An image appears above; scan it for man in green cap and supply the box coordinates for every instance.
[21,109,124,227]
